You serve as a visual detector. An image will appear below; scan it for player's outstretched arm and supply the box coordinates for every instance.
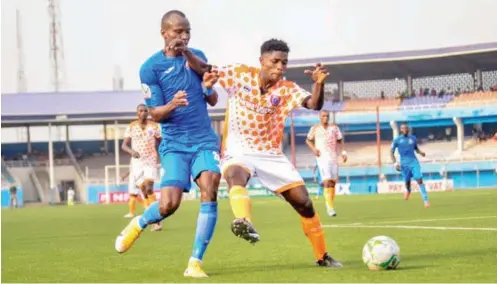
[303,63,328,110]
[183,48,211,76]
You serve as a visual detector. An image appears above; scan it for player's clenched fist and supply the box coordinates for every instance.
[304,63,329,84]
[171,90,188,107]
[166,38,186,54]
[203,70,219,89]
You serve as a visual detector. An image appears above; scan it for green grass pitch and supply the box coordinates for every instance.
[2,189,497,283]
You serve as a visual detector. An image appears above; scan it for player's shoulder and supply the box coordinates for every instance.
[140,50,164,72]
[230,64,259,76]
[128,120,139,127]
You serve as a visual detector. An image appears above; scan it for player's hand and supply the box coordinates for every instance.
[420,152,426,157]
[170,90,189,107]
[131,150,140,159]
[313,149,321,157]
[166,38,186,54]
[394,162,401,172]
[203,70,219,88]
[304,63,329,84]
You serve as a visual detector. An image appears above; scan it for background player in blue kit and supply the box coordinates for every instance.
[313,163,324,200]
[391,123,430,208]
[114,10,221,278]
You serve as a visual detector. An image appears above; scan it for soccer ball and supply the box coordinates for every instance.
[362,235,401,270]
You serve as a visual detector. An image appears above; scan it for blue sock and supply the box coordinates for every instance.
[191,202,218,261]
[317,186,323,197]
[138,201,165,229]
[419,184,428,202]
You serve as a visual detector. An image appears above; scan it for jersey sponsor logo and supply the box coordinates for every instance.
[239,98,276,115]
[165,66,175,74]
[141,83,151,99]
[408,138,413,144]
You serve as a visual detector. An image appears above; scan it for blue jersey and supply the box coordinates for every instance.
[139,48,218,151]
[391,134,419,165]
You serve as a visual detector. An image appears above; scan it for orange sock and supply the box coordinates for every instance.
[228,185,252,223]
[301,213,327,260]
[128,195,137,215]
[137,196,145,208]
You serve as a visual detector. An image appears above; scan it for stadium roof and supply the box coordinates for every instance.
[1,89,227,126]
[285,42,497,82]
[2,42,496,126]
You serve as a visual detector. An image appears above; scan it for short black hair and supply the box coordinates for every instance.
[161,10,186,28]
[260,39,290,55]
[137,103,147,110]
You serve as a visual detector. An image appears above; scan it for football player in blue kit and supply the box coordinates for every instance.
[114,10,221,278]
[391,123,430,208]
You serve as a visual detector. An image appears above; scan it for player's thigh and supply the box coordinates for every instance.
[128,173,141,195]
[221,152,254,188]
[160,152,192,192]
[411,163,423,181]
[254,153,305,194]
[401,164,413,181]
[191,149,221,181]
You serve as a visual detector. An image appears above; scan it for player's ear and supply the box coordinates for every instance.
[259,56,264,66]
[160,28,166,38]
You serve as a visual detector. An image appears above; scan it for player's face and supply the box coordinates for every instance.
[400,124,408,135]
[320,112,329,124]
[137,106,148,120]
[161,16,191,46]
[259,51,288,82]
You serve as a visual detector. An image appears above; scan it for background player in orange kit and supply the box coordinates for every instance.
[122,104,162,231]
[306,110,347,217]
[215,39,342,267]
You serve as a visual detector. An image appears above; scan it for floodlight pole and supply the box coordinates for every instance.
[48,123,55,204]
[114,120,120,187]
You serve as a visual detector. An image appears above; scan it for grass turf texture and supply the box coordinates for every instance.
[2,189,496,283]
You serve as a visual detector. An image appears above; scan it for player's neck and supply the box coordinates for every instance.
[320,122,329,128]
[258,73,278,94]
[162,47,181,58]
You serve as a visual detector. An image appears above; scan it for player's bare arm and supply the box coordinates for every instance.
[306,137,320,157]
[303,63,329,110]
[149,91,188,122]
[390,149,397,164]
[122,137,140,158]
[338,139,347,163]
[414,145,426,157]
[203,70,219,106]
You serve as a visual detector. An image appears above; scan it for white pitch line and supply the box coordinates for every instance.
[323,224,497,231]
[368,215,497,225]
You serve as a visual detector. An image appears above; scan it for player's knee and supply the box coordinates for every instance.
[158,195,181,217]
[416,178,423,184]
[224,167,249,188]
[295,197,315,218]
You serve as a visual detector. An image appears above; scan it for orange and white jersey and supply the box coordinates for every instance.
[307,123,343,162]
[217,64,311,155]
[124,120,161,167]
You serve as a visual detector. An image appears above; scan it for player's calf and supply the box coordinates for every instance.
[282,185,343,268]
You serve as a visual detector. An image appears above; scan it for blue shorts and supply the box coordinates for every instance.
[160,143,221,192]
[316,171,323,186]
[400,162,422,181]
